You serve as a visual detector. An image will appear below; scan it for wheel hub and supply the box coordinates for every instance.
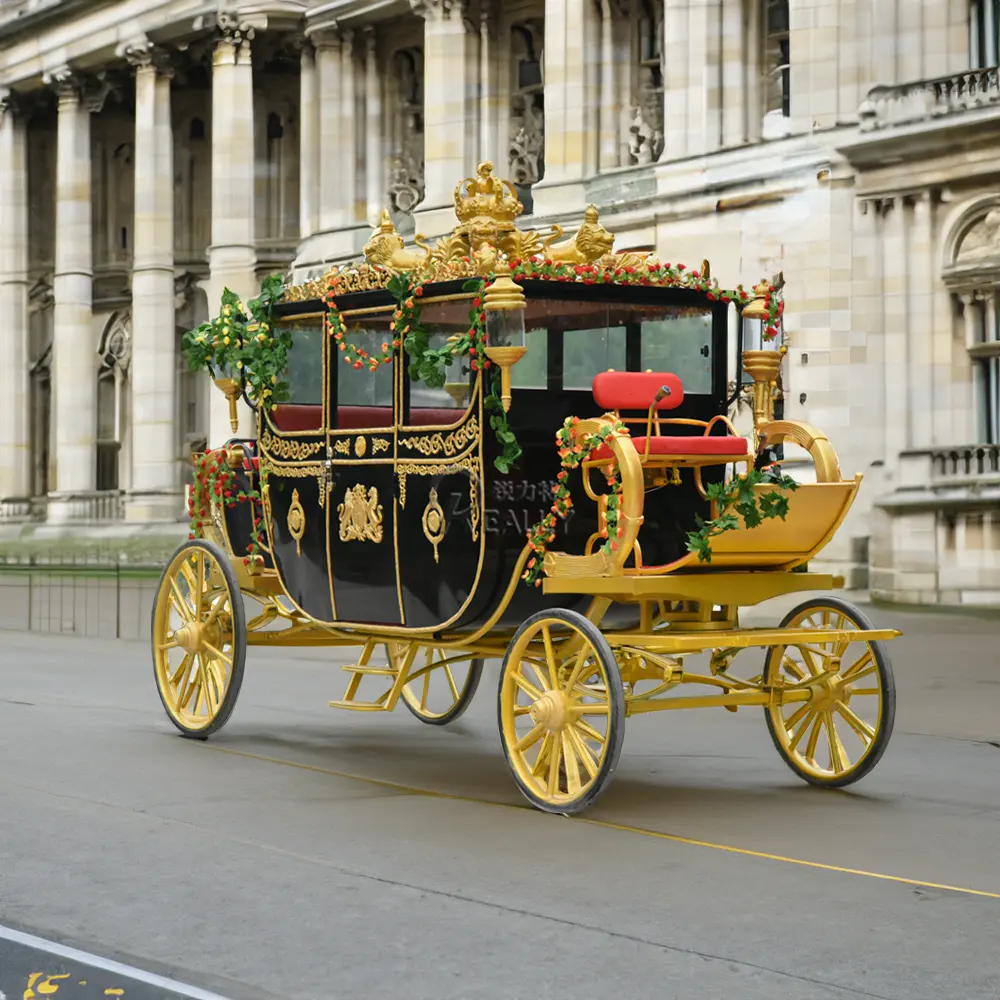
[810,672,850,712]
[529,690,569,732]
[173,622,203,654]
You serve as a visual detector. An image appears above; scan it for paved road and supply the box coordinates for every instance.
[0,600,998,1000]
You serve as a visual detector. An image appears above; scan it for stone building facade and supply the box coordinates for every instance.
[0,0,998,606]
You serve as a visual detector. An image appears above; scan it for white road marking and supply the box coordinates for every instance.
[0,925,232,1000]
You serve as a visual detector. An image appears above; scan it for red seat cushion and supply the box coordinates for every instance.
[593,371,685,412]
[591,435,750,461]
[242,456,261,472]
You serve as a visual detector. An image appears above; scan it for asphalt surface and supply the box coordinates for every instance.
[0,599,998,1000]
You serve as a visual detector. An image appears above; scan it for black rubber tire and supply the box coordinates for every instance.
[400,649,484,726]
[498,607,626,815]
[763,597,896,788]
[151,538,247,740]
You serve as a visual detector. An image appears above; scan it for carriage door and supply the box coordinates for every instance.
[326,316,402,626]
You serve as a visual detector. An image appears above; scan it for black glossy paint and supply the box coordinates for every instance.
[259,281,736,633]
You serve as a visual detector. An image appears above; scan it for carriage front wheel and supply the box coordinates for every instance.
[498,608,625,815]
[763,597,895,787]
[151,538,246,739]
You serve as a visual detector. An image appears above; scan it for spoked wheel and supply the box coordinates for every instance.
[764,597,895,787]
[151,539,246,739]
[498,608,625,815]
[398,644,484,725]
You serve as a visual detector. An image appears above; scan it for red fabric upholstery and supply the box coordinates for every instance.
[270,404,468,433]
[272,404,322,432]
[591,435,750,462]
[242,456,261,473]
[593,371,685,412]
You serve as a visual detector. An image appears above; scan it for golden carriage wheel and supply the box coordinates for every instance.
[498,608,625,815]
[763,597,895,788]
[151,539,246,740]
[396,644,484,726]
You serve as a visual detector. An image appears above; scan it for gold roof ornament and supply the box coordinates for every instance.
[280,160,620,299]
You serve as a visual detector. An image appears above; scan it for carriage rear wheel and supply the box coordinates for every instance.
[763,597,895,787]
[498,608,625,815]
[397,644,484,725]
[151,539,246,739]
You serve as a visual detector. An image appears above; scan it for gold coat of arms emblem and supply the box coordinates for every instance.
[338,484,384,544]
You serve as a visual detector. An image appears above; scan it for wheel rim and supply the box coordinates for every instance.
[400,646,480,721]
[153,545,237,732]
[766,604,885,782]
[500,617,614,808]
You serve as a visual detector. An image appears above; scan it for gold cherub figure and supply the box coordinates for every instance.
[363,210,431,272]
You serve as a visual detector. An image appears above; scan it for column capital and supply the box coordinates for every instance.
[361,23,377,54]
[216,11,256,46]
[409,0,468,21]
[306,26,342,51]
[118,38,177,76]
[0,87,25,119]
[42,65,84,103]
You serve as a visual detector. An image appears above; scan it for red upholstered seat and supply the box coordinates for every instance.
[272,404,322,432]
[593,370,684,412]
[591,435,750,462]
[242,456,261,472]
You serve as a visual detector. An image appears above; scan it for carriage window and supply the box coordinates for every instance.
[280,318,324,404]
[512,327,548,389]
[563,325,627,390]
[334,321,394,429]
[639,306,713,395]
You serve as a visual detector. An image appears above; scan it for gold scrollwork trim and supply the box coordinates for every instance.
[333,439,350,455]
[259,459,330,508]
[397,456,481,542]
[399,416,479,458]
[372,438,390,454]
[260,428,323,461]
[422,487,446,563]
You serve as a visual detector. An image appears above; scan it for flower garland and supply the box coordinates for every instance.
[324,285,398,372]
[522,416,626,587]
[187,449,267,568]
[509,258,784,340]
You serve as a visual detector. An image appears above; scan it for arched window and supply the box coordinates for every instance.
[971,0,1000,68]
[96,314,131,492]
[189,117,205,141]
[764,0,790,118]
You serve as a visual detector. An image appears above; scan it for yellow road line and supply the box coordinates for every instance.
[202,744,1000,901]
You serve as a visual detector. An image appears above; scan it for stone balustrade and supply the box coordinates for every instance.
[859,68,1000,132]
[930,444,1000,486]
[0,490,124,522]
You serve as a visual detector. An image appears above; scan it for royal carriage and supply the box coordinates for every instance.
[153,162,899,814]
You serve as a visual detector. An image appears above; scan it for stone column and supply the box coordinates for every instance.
[206,18,257,446]
[686,0,723,155]
[598,0,619,170]
[299,42,319,238]
[363,27,383,226]
[720,0,746,146]
[478,3,500,168]
[313,31,343,231]
[45,67,98,512]
[882,197,910,464]
[411,0,474,233]
[908,193,933,449]
[0,93,30,499]
[539,0,588,184]
[122,44,178,521]
[662,0,688,157]
[340,30,361,225]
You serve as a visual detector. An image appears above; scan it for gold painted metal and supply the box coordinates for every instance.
[338,484,384,544]
[757,419,842,483]
[333,439,350,455]
[355,435,367,458]
[213,377,242,434]
[498,614,616,809]
[287,488,305,556]
[742,347,786,446]
[484,344,527,413]
[399,416,478,457]
[259,428,323,460]
[372,438,390,454]
[152,543,240,734]
[422,487,446,562]
[396,456,481,540]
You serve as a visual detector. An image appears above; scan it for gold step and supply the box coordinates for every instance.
[340,664,398,676]
[328,700,389,712]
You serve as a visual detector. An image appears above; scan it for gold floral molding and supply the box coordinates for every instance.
[399,416,479,458]
[421,487,446,563]
[287,488,305,557]
[259,428,322,461]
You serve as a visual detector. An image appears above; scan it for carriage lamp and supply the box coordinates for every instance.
[741,281,785,444]
[443,334,471,408]
[483,260,527,412]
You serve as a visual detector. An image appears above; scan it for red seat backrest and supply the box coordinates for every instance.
[592,371,685,412]
[271,403,323,432]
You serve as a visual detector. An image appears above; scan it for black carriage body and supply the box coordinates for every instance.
[247,280,733,635]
